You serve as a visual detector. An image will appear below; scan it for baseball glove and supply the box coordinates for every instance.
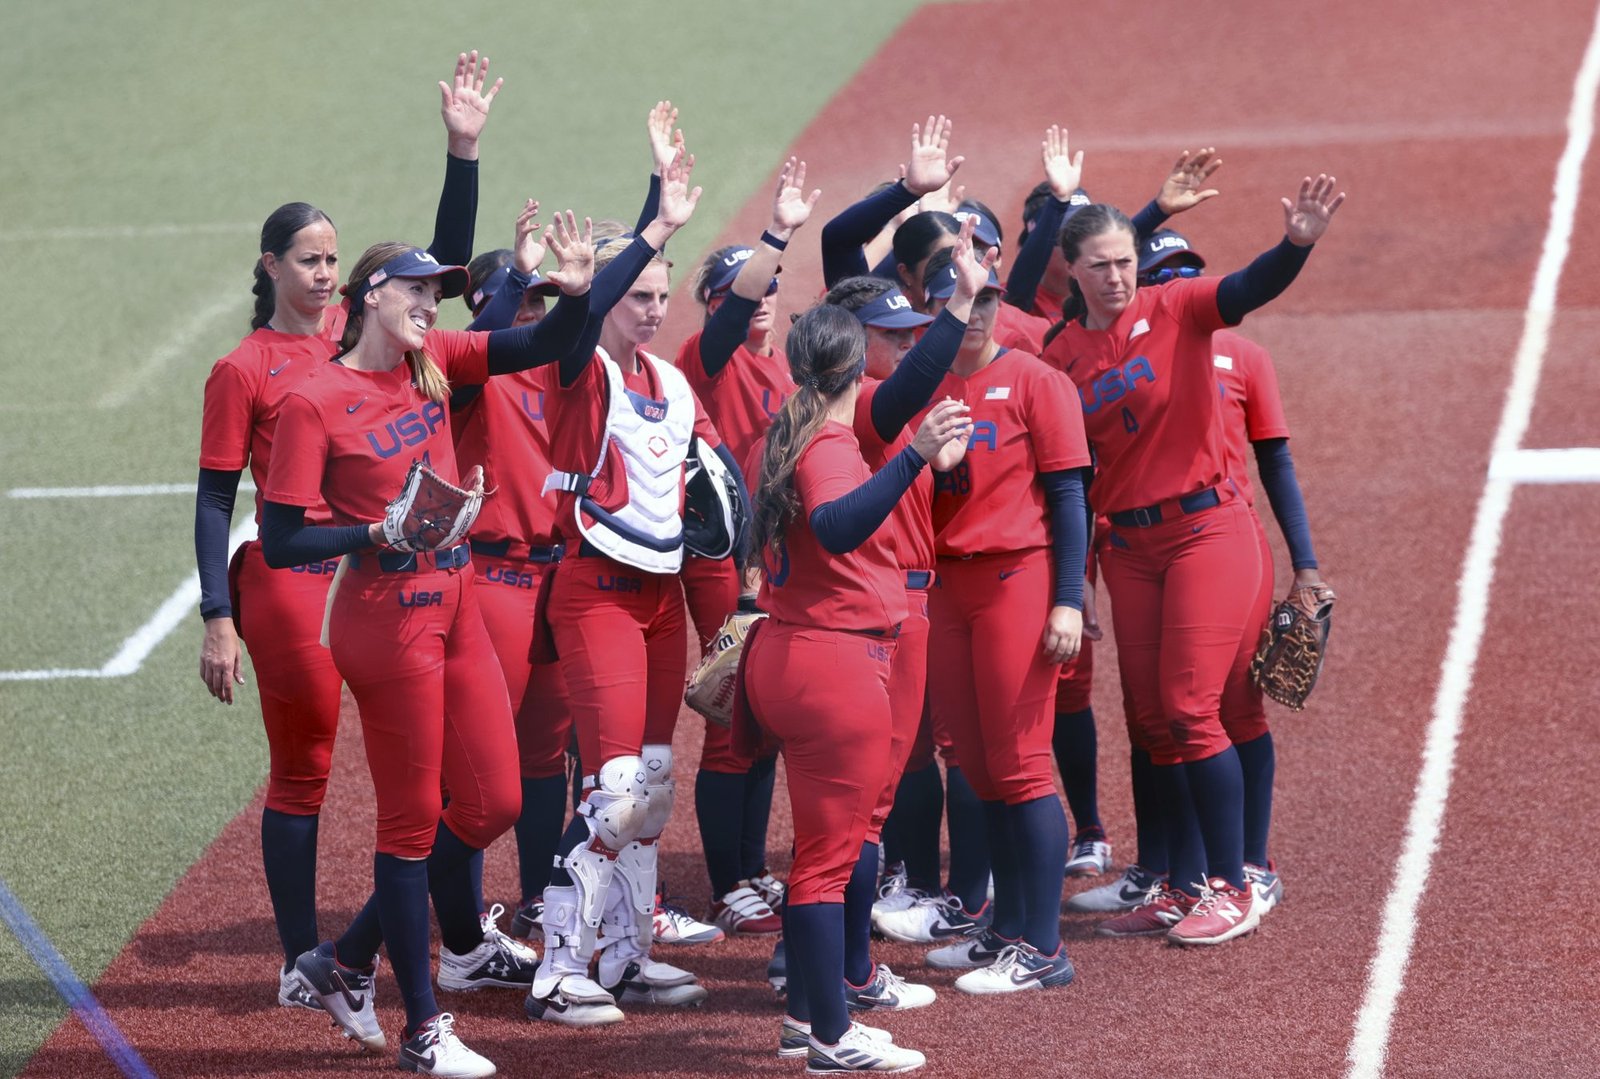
[381,461,486,553]
[1250,584,1337,711]
[685,611,765,728]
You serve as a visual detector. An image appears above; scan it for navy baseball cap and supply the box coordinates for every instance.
[1138,230,1206,273]
[952,208,1001,248]
[704,246,780,298]
[349,247,470,301]
[923,261,1002,301]
[471,265,560,310]
[851,287,934,329]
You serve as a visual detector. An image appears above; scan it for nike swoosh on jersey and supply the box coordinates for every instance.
[998,568,1024,580]
[346,398,367,413]
[268,360,290,376]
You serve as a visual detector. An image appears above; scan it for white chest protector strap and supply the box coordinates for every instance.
[543,347,694,574]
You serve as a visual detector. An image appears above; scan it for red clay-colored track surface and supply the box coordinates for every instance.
[25,1,1600,1075]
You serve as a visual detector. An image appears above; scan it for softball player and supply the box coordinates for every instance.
[1042,176,1344,946]
[194,53,491,1012]
[743,303,972,1073]
[676,158,819,936]
[262,217,595,1076]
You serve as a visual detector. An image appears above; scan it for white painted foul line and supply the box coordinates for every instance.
[8,483,255,499]
[1489,446,1600,483]
[0,518,256,683]
[97,291,241,410]
[0,222,257,242]
[1344,7,1600,1077]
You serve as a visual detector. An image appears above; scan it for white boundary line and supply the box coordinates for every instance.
[0,518,256,683]
[9,483,255,499]
[98,292,240,410]
[1344,7,1600,1077]
[1489,446,1600,483]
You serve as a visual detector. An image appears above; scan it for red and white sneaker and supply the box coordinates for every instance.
[1166,877,1261,946]
[1094,882,1195,938]
[710,883,783,935]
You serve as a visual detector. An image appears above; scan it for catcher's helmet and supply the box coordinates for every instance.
[683,437,745,560]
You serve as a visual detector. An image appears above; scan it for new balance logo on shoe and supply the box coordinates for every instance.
[1215,902,1242,925]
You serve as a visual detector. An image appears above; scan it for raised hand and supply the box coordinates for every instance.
[1042,125,1084,200]
[912,397,973,464]
[656,147,703,230]
[544,211,595,295]
[439,50,503,159]
[1156,147,1223,215]
[771,157,823,236]
[931,399,973,472]
[903,114,965,197]
[1282,174,1346,246]
[647,100,685,176]
[513,199,546,274]
[917,179,967,216]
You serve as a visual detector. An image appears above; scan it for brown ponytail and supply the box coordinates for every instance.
[338,242,452,405]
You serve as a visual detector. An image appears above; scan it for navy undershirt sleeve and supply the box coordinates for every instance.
[561,235,658,386]
[1216,239,1312,325]
[195,468,241,620]
[1005,197,1068,312]
[635,174,661,236]
[1253,438,1318,570]
[426,155,479,268]
[821,181,921,287]
[699,293,760,378]
[808,445,927,555]
[1129,199,1169,244]
[486,289,590,375]
[261,501,374,569]
[1041,469,1087,609]
[869,309,966,441]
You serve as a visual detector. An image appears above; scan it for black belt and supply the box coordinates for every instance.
[859,622,903,639]
[470,539,565,564]
[350,543,471,573]
[904,571,933,590]
[1108,486,1221,529]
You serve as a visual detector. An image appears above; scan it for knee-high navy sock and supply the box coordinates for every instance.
[336,892,383,970]
[427,821,486,955]
[695,769,747,898]
[782,898,809,1024]
[788,902,848,1045]
[1051,709,1104,836]
[260,808,319,966]
[945,766,990,913]
[1234,733,1276,867]
[374,853,437,1034]
[982,800,1024,940]
[842,841,879,988]
[545,813,590,890]
[1009,795,1068,953]
[516,775,570,902]
[468,850,485,917]
[739,755,778,880]
[1130,748,1169,874]
[1184,746,1246,889]
[882,762,944,894]
[1160,763,1208,898]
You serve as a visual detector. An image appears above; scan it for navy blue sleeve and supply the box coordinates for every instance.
[1253,438,1318,570]
[869,309,966,441]
[808,445,927,555]
[712,441,752,559]
[1041,469,1087,609]
[1130,199,1168,244]
[561,235,659,386]
[698,293,760,378]
[470,267,530,332]
[635,173,661,236]
[426,155,479,268]
[261,501,374,569]
[1005,197,1068,312]
[1216,239,1312,325]
[195,468,240,620]
[821,181,920,287]
[486,290,590,375]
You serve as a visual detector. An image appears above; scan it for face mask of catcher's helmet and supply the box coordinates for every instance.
[682,437,746,560]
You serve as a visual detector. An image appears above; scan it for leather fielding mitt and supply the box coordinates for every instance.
[685,611,765,728]
[1249,584,1336,711]
[382,461,486,554]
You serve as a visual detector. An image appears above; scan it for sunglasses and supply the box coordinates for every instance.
[1140,265,1204,285]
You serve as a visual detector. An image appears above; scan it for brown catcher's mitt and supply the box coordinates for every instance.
[1250,584,1336,711]
[685,611,765,728]
[382,461,486,553]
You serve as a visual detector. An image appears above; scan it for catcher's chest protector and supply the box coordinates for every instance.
[545,348,693,574]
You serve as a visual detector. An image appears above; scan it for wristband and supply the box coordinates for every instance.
[760,230,789,251]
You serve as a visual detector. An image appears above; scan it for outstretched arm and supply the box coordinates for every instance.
[1006,125,1083,311]
[1216,173,1345,324]
[427,51,503,264]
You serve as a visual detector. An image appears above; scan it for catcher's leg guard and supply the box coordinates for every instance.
[565,757,649,958]
[529,884,624,1021]
[616,744,675,948]
[596,873,707,1008]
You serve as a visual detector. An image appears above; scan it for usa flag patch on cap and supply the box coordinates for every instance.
[985,386,1011,400]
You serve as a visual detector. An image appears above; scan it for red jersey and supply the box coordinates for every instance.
[993,301,1052,355]
[451,365,560,547]
[199,326,341,527]
[1042,276,1228,515]
[544,349,720,546]
[1212,329,1289,508]
[677,331,793,477]
[853,379,934,574]
[923,350,1089,557]
[263,331,490,524]
[756,421,908,633]
[1031,285,1067,322]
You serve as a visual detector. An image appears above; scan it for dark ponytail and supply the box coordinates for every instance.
[891,211,960,295]
[252,202,335,331]
[1057,203,1135,325]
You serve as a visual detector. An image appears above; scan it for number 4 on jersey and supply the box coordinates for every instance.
[1120,406,1139,434]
